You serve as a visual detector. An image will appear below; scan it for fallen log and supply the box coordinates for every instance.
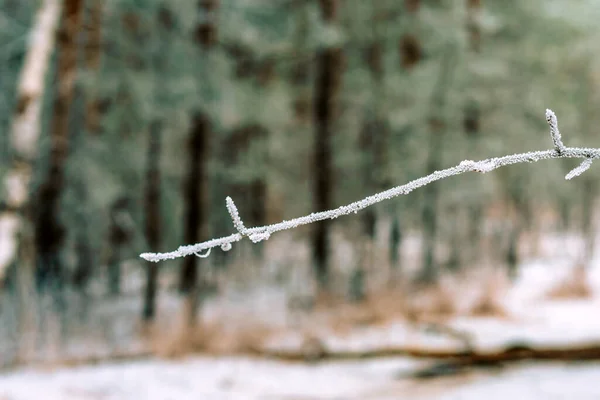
[248,340,600,365]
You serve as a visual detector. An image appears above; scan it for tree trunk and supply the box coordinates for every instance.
[179,113,209,294]
[463,0,484,266]
[34,0,84,294]
[312,0,342,292]
[389,217,402,273]
[179,0,218,327]
[142,120,163,321]
[106,196,133,296]
[291,0,311,124]
[71,0,105,294]
[0,0,62,285]
[416,47,457,285]
[84,0,104,135]
[418,117,444,284]
[0,0,63,364]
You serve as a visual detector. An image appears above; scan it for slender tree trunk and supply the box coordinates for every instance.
[106,197,132,296]
[312,0,342,292]
[416,47,457,284]
[141,3,178,321]
[505,182,529,280]
[84,0,104,135]
[291,0,311,124]
[418,117,443,284]
[142,120,163,321]
[179,0,218,327]
[389,217,402,273]
[71,0,105,294]
[71,178,93,292]
[34,0,84,294]
[463,0,483,266]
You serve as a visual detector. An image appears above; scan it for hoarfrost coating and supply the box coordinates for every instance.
[140,109,600,263]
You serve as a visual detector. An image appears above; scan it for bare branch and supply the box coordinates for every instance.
[140,109,600,263]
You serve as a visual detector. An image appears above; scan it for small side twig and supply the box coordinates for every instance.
[225,196,248,236]
[140,109,600,262]
[546,108,565,154]
[566,158,593,180]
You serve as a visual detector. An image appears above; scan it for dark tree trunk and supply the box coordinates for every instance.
[179,113,209,294]
[142,121,163,321]
[504,178,529,280]
[84,0,104,135]
[71,180,93,291]
[71,0,106,293]
[312,0,342,291]
[390,217,402,272]
[141,3,177,321]
[463,0,483,266]
[179,0,218,326]
[290,0,311,124]
[34,0,84,293]
[106,196,133,296]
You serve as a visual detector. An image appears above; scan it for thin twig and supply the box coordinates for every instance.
[140,109,599,262]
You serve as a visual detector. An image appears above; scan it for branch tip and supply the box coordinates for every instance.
[565,158,593,180]
[225,196,247,235]
[546,108,565,153]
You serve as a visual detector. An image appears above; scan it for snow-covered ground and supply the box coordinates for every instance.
[2,233,600,398]
[1,356,599,400]
[436,363,600,400]
[0,356,419,400]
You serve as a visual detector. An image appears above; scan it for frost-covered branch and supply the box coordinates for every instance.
[140,109,600,263]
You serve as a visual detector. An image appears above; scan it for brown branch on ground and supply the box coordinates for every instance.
[247,341,600,365]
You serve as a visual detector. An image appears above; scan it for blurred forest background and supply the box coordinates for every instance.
[1,0,600,369]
